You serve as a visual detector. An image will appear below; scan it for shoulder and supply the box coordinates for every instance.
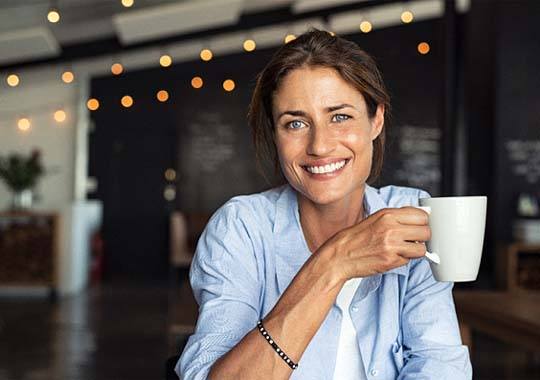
[369,184,431,208]
[201,185,286,252]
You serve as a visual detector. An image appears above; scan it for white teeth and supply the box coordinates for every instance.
[306,160,347,174]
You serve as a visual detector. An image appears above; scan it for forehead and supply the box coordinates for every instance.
[272,66,365,110]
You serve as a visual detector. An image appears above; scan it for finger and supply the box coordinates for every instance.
[396,241,427,259]
[394,207,429,226]
[399,224,431,242]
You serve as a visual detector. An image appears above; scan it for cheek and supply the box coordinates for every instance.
[342,129,371,148]
[275,133,303,164]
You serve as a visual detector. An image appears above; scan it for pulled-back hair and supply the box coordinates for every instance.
[248,28,391,184]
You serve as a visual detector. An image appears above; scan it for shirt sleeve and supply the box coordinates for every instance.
[175,201,261,380]
[398,190,473,380]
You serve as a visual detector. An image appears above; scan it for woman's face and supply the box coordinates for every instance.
[272,66,384,206]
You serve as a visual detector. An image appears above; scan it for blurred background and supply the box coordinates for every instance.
[0,0,539,379]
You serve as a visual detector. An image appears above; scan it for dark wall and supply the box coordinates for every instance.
[464,0,540,286]
[492,0,540,240]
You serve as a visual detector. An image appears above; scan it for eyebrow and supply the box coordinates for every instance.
[277,103,357,120]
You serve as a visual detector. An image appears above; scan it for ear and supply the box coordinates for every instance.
[370,104,385,141]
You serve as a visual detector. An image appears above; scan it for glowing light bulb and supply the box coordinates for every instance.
[360,21,372,33]
[243,39,256,52]
[62,71,74,83]
[284,34,296,43]
[401,11,414,23]
[160,54,172,67]
[54,110,66,123]
[18,118,31,131]
[7,74,19,87]
[156,90,169,102]
[121,95,133,108]
[200,49,213,61]
[122,0,134,7]
[223,79,235,92]
[47,9,60,23]
[191,76,203,89]
[111,63,123,75]
[87,98,100,111]
[418,42,430,55]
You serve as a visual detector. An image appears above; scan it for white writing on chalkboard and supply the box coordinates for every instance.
[506,140,540,184]
[394,125,441,191]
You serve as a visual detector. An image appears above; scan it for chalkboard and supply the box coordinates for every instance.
[378,124,441,195]
[177,108,267,212]
[505,140,540,184]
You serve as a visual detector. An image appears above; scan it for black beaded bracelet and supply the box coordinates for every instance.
[257,320,298,370]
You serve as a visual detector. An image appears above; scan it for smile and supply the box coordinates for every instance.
[302,159,349,175]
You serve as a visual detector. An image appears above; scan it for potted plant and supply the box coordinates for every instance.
[0,149,45,210]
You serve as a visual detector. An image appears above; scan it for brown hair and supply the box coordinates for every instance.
[248,28,391,185]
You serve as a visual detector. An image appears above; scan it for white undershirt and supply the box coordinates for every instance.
[332,277,368,380]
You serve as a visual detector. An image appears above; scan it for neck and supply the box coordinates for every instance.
[298,186,366,253]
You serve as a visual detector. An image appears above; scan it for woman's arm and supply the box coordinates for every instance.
[208,247,343,380]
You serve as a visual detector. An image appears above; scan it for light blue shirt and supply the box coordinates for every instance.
[176,184,472,380]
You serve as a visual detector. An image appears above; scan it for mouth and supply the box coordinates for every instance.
[301,158,350,177]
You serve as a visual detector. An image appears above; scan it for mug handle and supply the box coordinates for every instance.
[416,206,441,265]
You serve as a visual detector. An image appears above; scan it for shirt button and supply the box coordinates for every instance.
[370,369,379,376]
[351,305,359,312]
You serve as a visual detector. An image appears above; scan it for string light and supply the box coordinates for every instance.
[54,110,66,123]
[159,54,172,67]
[191,76,203,89]
[156,90,169,102]
[6,74,19,87]
[223,79,235,92]
[360,21,372,33]
[418,42,430,55]
[111,62,124,75]
[62,71,74,83]
[87,98,100,111]
[18,118,31,131]
[164,169,176,181]
[284,34,296,43]
[243,39,256,52]
[121,95,134,108]
[401,10,414,23]
[47,8,60,23]
[200,49,213,62]
[121,0,134,7]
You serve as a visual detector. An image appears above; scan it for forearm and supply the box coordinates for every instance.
[208,249,344,380]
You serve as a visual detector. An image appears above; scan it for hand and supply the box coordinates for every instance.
[318,207,431,281]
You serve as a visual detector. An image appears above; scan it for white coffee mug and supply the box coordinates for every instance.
[418,196,487,282]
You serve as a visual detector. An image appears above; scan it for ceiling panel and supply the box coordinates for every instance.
[0,27,60,66]
[113,0,244,45]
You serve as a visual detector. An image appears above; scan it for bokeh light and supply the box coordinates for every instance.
[191,76,203,89]
[121,95,134,108]
[418,42,431,55]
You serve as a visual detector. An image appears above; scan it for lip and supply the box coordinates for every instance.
[301,158,351,180]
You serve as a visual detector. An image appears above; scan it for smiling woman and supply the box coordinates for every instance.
[176,29,472,380]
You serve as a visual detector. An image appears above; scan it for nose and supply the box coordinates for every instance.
[306,124,336,156]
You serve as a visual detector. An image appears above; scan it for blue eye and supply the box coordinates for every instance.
[332,114,350,123]
[287,120,306,129]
